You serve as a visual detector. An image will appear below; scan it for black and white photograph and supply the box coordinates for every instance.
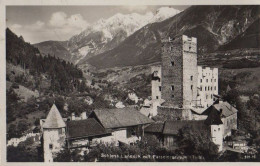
[2,0,260,163]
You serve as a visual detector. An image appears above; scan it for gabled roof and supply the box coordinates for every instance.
[43,104,66,129]
[163,120,207,135]
[144,123,164,133]
[204,109,223,125]
[90,107,153,129]
[202,101,238,117]
[67,118,109,139]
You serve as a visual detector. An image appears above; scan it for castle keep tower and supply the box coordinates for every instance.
[161,35,198,108]
[43,104,66,162]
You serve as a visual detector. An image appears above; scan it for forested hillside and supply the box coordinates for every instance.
[6,28,84,93]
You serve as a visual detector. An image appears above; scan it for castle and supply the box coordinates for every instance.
[147,35,238,151]
[151,35,219,116]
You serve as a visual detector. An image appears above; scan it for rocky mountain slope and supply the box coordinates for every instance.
[86,5,260,69]
[218,18,260,51]
[34,7,180,64]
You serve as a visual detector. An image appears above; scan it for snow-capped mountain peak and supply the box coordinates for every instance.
[55,7,181,64]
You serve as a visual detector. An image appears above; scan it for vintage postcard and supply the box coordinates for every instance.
[1,0,260,165]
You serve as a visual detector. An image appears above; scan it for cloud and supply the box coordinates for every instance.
[49,12,67,28]
[10,24,22,29]
[49,12,88,29]
[26,21,45,30]
[9,12,89,43]
[67,14,88,29]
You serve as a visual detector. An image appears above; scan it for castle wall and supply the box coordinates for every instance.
[182,36,198,108]
[157,106,192,121]
[151,66,162,100]
[197,66,218,108]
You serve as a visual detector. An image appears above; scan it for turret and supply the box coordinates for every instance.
[43,104,66,162]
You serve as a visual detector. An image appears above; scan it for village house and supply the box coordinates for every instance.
[88,108,153,145]
[202,100,238,137]
[41,104,153,162]
[145,108,224,151]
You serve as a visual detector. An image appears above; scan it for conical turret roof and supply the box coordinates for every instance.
[43,104,66,129]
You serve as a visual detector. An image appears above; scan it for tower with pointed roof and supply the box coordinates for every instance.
[43,104,66,162]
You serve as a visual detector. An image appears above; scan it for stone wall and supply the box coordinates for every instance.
[161,37,183,107]
[157,106,192,121]
[161,35,198,108]
[182,36,198,108]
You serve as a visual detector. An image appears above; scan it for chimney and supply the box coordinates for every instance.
[71,112,75,121]
[81,111,87,120]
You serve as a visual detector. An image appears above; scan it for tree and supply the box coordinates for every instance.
[177,125,219,161]
[54,148,82,162]
[17,120,29,136]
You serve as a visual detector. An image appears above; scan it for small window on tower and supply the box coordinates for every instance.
[206,79,208,83]
[171,85,174,91]
[171,61,174,66]
[200,86,202,91]
[49,144,53,150]
[159,86,162,91]
[200,79,202,83]
[156,96,159,99]
[190,76,193,81]
[191,85,193,90]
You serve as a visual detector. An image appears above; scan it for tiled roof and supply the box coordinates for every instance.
[67,118,109,139]
[144,123,164,133]
[202,101,238,117]
[43,104,66,129]
[90,107,153,129]
[163,120,207,135]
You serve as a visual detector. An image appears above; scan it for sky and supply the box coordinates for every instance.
[6,6,189,44]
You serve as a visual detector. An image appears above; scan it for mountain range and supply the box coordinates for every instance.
[34,7,180,64]
[34,5,260,69]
